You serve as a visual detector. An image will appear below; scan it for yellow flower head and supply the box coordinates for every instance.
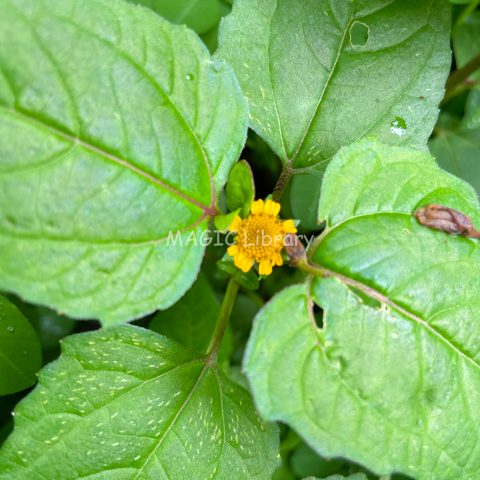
[226,199,297,276]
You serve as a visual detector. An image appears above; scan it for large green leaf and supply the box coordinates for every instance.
[215,0,451,174]
[245,138,480,479]
[148,272,233,371]
[0,0,248,325]
[0,325,280,479]
[0,295,42,396]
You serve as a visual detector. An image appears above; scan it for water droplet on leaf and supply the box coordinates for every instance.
[7,326,14,332]
[186,74,194,81]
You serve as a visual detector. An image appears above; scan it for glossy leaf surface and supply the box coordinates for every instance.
[226,160,255,218]
[0,325,279,479]
[0,295,42,396]
[0,0,248,325]
[245,138,480,479]
[216,0,451,174]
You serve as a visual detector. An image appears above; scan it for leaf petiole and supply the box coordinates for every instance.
[206,276,239,358]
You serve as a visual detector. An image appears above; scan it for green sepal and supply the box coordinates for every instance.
[217,253,259,291]
[226,160,255,218]
[214,208,241,233]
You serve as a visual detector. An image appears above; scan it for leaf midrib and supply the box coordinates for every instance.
[1,105,212,214]
[312,211,480,373]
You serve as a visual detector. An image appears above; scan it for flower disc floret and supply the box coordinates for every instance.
[227,199,297,276]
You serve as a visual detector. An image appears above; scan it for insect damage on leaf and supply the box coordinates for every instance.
[414,204,480,238]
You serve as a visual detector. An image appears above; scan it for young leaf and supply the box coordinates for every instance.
[214,208,242,233]
[0,325,280,479]
[0,295,42,396]
[215,0,451,174]
[0,0,248,326]
[245,138,480,479]
[226,160,255,218]
[149,272,233,371]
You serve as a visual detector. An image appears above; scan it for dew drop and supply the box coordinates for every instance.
[24,351,28,355]
[7,326,14,332]
[186,74,194,81]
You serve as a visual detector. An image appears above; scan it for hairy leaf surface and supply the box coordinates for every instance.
[0,325,279,479]
[0,0,248,325]
[216,0,451,174]
[245,138,480,479]
[0,295,42,396]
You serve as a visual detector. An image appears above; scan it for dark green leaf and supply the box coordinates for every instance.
[245,138,480,479]
[0,0,248,326]
[0,295,42,396]
[216,0,451,174]
[200,1,232,53]
[291,443,344,479]
[3,294,76,352]
[148,272,233,371]
[452,11,480,83]
[127,0,221,35]
[290,175,323,231]
[0,325,280,479]
[429,128,480,193]
[217,253,260,291]
[226,160,255,218]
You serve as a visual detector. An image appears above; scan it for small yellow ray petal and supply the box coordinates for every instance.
[227,245,239,256]
[282,219,297,233]
[228,215,243,232]
[241,257,253,272]
[251,198,264,214]
[234,252,245,269]
[273,252,283,266]
[259,259,272,276]
[264,199,274,215]
[272,201,281,216]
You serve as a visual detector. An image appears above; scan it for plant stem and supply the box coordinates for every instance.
[442,52,480,105]
[455,0,480,29]
[206,276,239,358]
[272,165,293,202]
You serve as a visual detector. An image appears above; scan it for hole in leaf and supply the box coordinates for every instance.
[350,21,369,47]
[312,304,323,328]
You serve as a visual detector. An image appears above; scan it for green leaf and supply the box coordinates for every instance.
[319,476,368,480]
[0,325,280,479]
[215,0,451,174]
[429,127,480,193]
[452,11,480,83]
[291,443,343,479]
[304,475,368,480]
[290,175,323,231]
[214,208,241,234]
[245,138,480,479]
[0,0,248,326]
[226,160,255,218]
[149,272,233,371]
[127,0,221,35]
[3,294,76,352]
[0,295,42,396]
[200,1,233,54]
[217,253,260,291]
